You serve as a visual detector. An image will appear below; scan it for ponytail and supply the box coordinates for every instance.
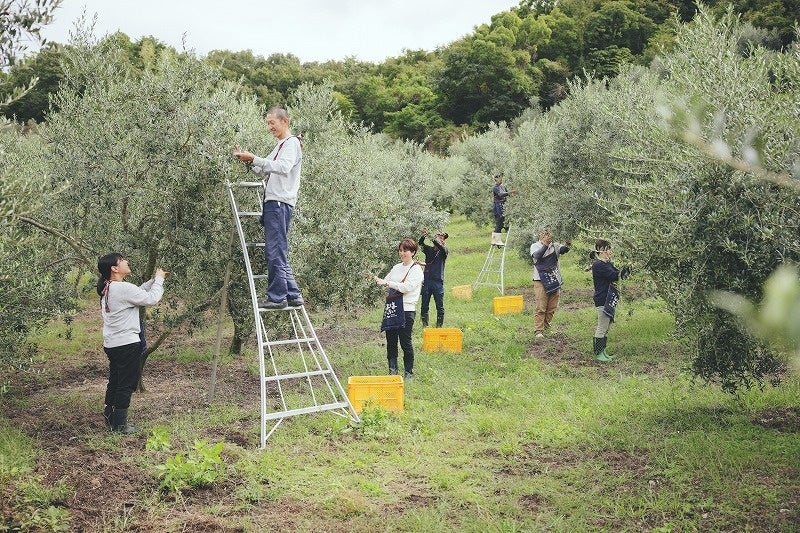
[96,253,124,296]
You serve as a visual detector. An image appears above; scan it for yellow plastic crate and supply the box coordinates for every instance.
[493,295,524,315]
[451,284,473,299]
[347,375,404,414]
[422,327,463,352]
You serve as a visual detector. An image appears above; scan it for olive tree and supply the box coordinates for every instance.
[286,81,448,310]
[0,130,67,372]
[448,123,517,230]
[603,10,800,390]
[31,32,266,381]
[19,29,449,372]
[444,8,800,391]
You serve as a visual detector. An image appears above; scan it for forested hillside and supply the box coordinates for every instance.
[2,0,798,150]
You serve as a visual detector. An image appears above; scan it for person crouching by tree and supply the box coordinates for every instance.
[587,239,631,363]
[419,228,449,328]
[530,229,571,339]
[97,253,168,434]
[373,238,424,380]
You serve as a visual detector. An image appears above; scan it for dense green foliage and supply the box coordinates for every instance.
[2,3,798,389]
[0,131,66,372]
[3,27,446,366]
[3,1,797,147]
[454,9,800,391]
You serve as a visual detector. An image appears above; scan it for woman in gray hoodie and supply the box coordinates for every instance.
[96,253,167,433]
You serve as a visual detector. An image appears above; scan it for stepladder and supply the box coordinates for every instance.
[225,180,359,448]
[474,227,510,295]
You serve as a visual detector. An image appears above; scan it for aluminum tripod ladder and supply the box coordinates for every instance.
[225,180,359,448]
[473,228,510,295]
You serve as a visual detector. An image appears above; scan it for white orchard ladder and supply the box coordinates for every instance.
[225,180,359,448]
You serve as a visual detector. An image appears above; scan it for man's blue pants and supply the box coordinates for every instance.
[263,200,300,303]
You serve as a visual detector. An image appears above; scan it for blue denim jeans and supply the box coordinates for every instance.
[263,200,300,303]
[421,279,444,326]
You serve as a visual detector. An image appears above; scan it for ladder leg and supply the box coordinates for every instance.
[227,180,360,447]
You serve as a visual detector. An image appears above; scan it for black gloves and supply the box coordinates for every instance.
[620,265,632,280]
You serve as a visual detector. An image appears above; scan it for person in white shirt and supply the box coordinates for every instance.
[373,238,424,379]
[96,253,167,433]
[234,106,303,309]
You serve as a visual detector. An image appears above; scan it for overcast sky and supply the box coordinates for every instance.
[38,1,521,63]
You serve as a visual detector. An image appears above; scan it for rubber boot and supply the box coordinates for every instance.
[436,316,443,328]
[594,337,611,363]
[491,232,505,246]
[103,405,114,431]
[421,316,429,327]
[112,408,139,434]
[601,336,613,360]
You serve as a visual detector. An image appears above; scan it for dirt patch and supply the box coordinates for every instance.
[753,407,800,432]
[0,309,384,531]
[524,331,599,368]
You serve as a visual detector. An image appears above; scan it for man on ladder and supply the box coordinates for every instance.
[234,107,304,309]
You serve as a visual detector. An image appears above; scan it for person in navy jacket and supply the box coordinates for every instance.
[419,228,449,328]
[587,239,631,362]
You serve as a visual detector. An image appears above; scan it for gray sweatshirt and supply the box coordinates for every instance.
[250,135,303,206]
[101,277,164,348]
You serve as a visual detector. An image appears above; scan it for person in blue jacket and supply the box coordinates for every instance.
[587,239,631,362]
[492,175,510,245]
[419,228,449,328]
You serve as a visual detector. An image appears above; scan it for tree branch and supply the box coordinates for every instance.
[18,215,96,269]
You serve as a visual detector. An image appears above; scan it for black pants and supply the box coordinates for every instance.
[103,342,142,410]
[493,202,506,233]
[386,311,415,374]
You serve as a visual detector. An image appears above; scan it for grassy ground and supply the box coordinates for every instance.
[1,215,799,532]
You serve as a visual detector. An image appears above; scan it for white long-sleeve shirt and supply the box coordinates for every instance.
[383,262,424,311]
[101,277,164,348]
[250,135,302,206]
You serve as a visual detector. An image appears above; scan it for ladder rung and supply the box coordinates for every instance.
[263,337,316,346]
[233,182,264,187]
[252,274,268,279]
[246,242,266,247]
[238,211,262,216]
[259,305,303,312]
[262,402,351,421]
[263,369,332,381]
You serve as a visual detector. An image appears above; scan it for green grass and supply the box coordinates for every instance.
[2,215,799,531]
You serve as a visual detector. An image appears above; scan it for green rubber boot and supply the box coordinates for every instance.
[601,336,614,360]
[594,337,612,363]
